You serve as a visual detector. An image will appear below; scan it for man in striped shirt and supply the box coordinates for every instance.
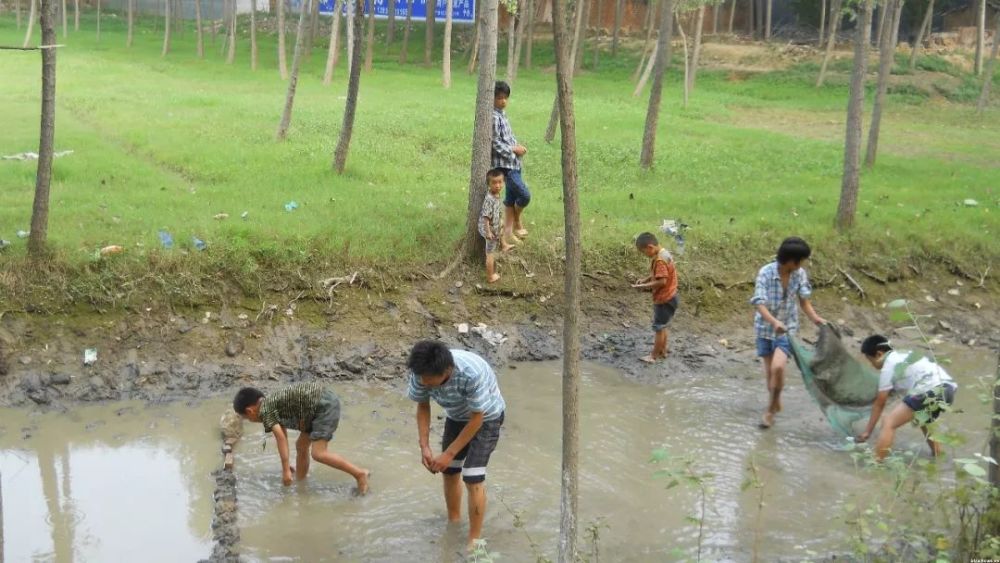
[234,382,370,494]
[407,340,506,551]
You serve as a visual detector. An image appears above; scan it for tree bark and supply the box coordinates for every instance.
[611,0,622,56]
[278,0,289,78]
[549,0,582,558]
[875,0,886,48]
[575,0,588,73]
[632,0,656,81]
[195,0,204,57]
[251,0,260,69]
[592,0,602,67]
[29,0,57,258]
[443,0,453,86]
[975,0,986,75]
[74,0,79,31]
[977,13,1000,113]
[745,0,752,36]
[17,0,23,30]
[127,0,134,46]
[323,0,344,84]
[388,0,397,46]
[864,0,901,168]
[162,0,171,56]
[425,0,436,66]
[334,0,365,173]
[690,5,705,92]
[727,0,735,33]
[467,5,480,71]
[505,0,517,79]
[364,0,376,71]
[276,0,312,140]
[639,0,675,169]
[24,0,36,46]
[347,0,356,67]
[633,38,656,94]
[525,0,535,67]
[819,0,826,45]
[95,0,100,40]
[908,0,933,70]
[678,9,689,107]
[400,0,413,63]
[836,0,873,231]
[226,0,237,64]
[545,0,586,143]
[513,0,527,75]
[816,0,843,87]
[60,0,65,37]
[307,0,321,57]
[764,0,771,40]
[462,0,499,264]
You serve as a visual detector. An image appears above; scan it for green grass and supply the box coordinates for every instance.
[1,12,998,307]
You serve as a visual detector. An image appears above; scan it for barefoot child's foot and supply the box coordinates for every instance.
[488,274,501,284]
[354,470,370,496]
[640,355,659,364]
[500,243,514,253]
[759,412,774,429]
[507,234,522,245]
[514,228,529,237]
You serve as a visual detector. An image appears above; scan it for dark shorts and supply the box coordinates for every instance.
[756,335,791,358]
[306,390,341,441]
[442,412,504,484]
[502,169,531,208]
[652,296,679,332]
[903,384,957,423]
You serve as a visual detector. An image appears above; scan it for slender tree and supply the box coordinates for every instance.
[324,0,344,84]
[307,0,321,57]
[17,0,23,29]
[278,0,290,78]
[611,0,623,55]
[977,13,1000,113]
[819,0,826,44]
[524,0,535,67]
[95,0,100,40]
[875,0,886,48]
[727,0,735,33]
[29,0,57,257]
[250,0,259,69]
[816,0,843,87]
[712,1,719,33]
[347,0,355,66]
[425,0,436,65]
[639,0,675,168]
[633,0,657,80]
[550,0,583,557]
[592,0,602,67]
[226,0,237,64]
[461,0,499,263]
[974,0,986,75]
[276,0,312,140]
[334,0,365,172]
[908,0,933,70]
[764,0,771,40]
[545,0,586,142]
[443,0,454,86]
[574,0,588,73]
[836,0,873,231]
[127,0,135,46]
[23,0,37,47]
[60,0,65,37]
[690,4,705,91]
[678,9,690,106]
[74,0,78,31]
[634,40,656,94]
[505,1,517,78]
[162,0,171,56]
[864,0,902,167]
[400,0,413,63]
[195,0,204,57]
[388,0,398,45]
[513,0,526,75]
[364,0,376,70]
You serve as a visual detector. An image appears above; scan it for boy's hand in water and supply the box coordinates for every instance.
[430,451,455,473]
[856,431,870,443]
[421,446,437,474]
[282,467,294,486]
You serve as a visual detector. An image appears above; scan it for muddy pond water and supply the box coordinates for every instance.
[1,351,994,562]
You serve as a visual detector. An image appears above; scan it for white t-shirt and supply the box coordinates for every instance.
[878,351,956,396]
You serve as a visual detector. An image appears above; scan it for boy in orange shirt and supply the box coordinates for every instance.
[632,232,679,363]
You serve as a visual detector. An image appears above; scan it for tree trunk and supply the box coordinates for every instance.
[712,3,719,34]
[819,0,826,45]
[74,0,79,31]
[60,0,65,37]
[525,0,535,68]
[592,0,602,67]
[632,0,656,81]
[875,0,886,48]
[727,0,735,33]
[278,0,289,78]
[399,0,413,63]
[545,0,586,143]
[347,0,355,68]
[95,0,100,40]
[334,0,365,173]
[611,0,622,55]
[678,10,689,107]
[639,0,675,169]
[550,0,582,560]
[17,0,23,30]
[975,0,986,75]
[513,0,527,75]
[690,5,704,92]
[323,0,345,84]
[745,0,752,36]
[633,38,656,95]
[388,0,397,46]
[977,13,1000,113]
[127,0,134,46]
[467,6,480,72]
[226,0,237,64]
[908,0,933,70]
[276,0,312,140]
[764,0,771,40]
[251,0,259,69]
[195,0,204,57]
[29,0,57,258]
[816,0,843,87]
[425,0,436,66]
[162,0,171,56]
[864,0,901,167]
[307,0,321,57]
[461,0,499,264]
[575,0,588,73]
[835,0,873,231]
[364,0,376,71]
[443,0,454,86]
[505,0,517,79]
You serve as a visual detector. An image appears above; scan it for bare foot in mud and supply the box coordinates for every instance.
[354,471,370,496]
[488,274,501,284]
[759,412,774,429]
[640,355,660,363]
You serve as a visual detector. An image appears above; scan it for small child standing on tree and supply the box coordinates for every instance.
[479,169,513,283]
[632,232,679,363]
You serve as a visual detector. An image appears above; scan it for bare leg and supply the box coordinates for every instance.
[875,403,914,461]
[920,425,943,457]
[770,348,787,416]
[503,205,515,239]
[443,472,463,522]
[485,253,499,283]
[759,354,774,428]
[654,328,669,358]
[310,440,370,494]
[295,431,311,479]
[466,481,487,550]
[513,205,527,236]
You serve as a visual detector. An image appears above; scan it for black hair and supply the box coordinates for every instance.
[494,81,511,98]
[860,335,893,357]
[407,340,455,377]
[776,237,812,264]
[233,387,265,414]
[635,232,659,248]
[486,168,505,181]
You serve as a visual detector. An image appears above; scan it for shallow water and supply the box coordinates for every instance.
[0,348,994,562]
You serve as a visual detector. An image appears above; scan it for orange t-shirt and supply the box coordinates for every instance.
[651,249,678,304]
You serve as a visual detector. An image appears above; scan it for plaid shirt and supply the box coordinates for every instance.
[749,261,813,340]
[259,383,324,432]
[492,108,521,171]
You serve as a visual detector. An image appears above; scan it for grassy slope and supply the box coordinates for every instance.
[0,14,997,308]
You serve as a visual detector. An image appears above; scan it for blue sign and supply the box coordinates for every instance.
[318,0,476,23]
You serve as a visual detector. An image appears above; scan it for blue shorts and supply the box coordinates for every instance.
[502,168,531,208]
[756,336,791,358]
[903,385,957,423]
[652,296,679,332]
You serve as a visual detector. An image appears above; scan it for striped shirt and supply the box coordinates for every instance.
[492,108,521,171]
[749,261,813,340]
[407,349,506,421]
[259,383,325,432]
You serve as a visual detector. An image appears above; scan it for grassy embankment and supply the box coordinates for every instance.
[0,13,997,311]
